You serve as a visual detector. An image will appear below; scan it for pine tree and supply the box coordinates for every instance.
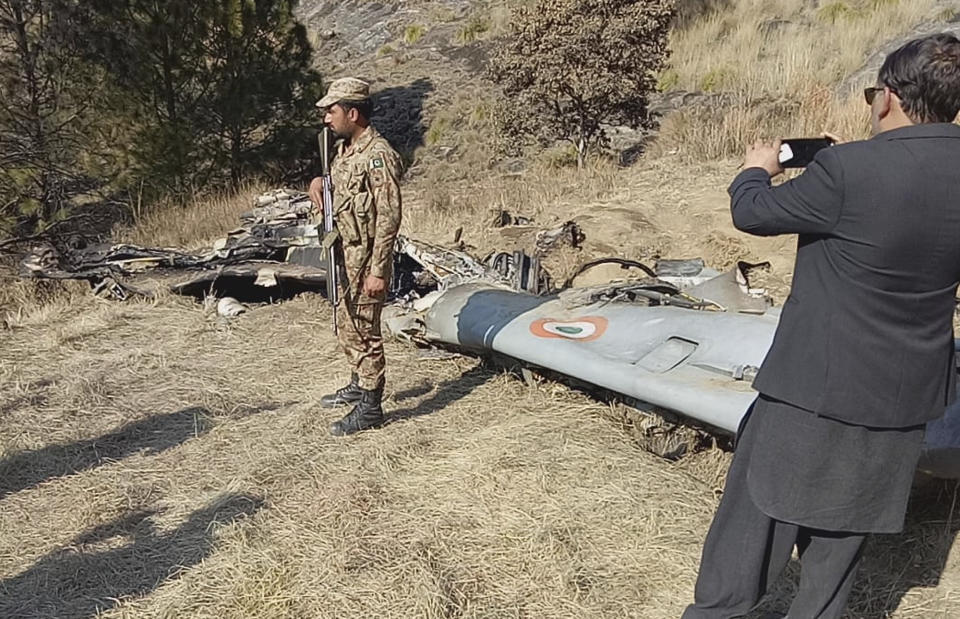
[200,0,322,185]
[76,0,218,196]
[77,0,321,196]
[0,0,94,234]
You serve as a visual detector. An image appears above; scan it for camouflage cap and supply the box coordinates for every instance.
[316,77,370,109]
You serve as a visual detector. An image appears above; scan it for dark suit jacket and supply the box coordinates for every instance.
[729,123,960,428]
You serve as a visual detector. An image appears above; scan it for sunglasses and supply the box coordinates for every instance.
[864,85,898,105]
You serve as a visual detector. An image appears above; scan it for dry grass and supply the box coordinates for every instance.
[0,267,93,329]
[656,0,954,158]
[668,0,947,97]
[116,182,270,249]
[408,158,619,238]
[0,184,269,326]
[651,89,870,162]
[403,152,801,301]
[1,289,959,617]
[0,292,709,617]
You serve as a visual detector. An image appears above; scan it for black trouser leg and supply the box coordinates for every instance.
[785,530,865,619]
[682,433,798,619]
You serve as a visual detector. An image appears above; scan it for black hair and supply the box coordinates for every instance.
[337,98,373,121]
[879,33,960,123]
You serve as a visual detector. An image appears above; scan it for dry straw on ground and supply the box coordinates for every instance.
[0,159,958,616]
[2,288,960,618]
[4,1,960,617]
[117,181,271,250]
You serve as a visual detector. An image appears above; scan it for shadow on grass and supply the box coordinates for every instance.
[390,381,434,402]
[0,492,263,618]
[388,364,494,422]
[0,402,283,500]
[749,478,960,618]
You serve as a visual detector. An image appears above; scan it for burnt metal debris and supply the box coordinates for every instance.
[19,190,325,302]
[17,188,562,304]
[13,189,960,477]
[16,188,767,314]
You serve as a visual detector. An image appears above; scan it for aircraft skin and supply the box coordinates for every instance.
[19,184,960,479]
[423,282,960,478]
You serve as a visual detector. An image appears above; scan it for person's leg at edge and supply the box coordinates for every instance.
[784,529,866,619]
[683,408,798,619]
[352,296,385,392]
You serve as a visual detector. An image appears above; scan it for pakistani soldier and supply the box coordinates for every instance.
[308,77,403,437]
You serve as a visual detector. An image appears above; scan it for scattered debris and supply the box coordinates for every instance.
[382,305,427,342]
[682,261,771,314]
[535,220,584,254]
[19,189,326,302]
[415,348,462,361]
[484,251,549,294]
[654,258,708,278]
[394,237,491,292]
[556,279,714,311]
[490,210,534,228]
[564,258,657,288]
[15,188,766,319]
[23,188,957,476]
[408,280,959,477]
[216,297,247,317]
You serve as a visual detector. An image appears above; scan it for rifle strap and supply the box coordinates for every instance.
[322,228,340,250]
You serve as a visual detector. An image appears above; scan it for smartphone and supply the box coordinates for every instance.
[778,138,835,168]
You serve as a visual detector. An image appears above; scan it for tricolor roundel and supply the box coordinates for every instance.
[529,317,608,341]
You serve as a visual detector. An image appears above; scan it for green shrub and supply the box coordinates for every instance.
[658,68,680,92]
[699,67,731,92]
[457,15,490,43]
[817,2,853,24]
[488,0,673,169]
[540,145,580,169]
[425,118,451,146]
[937,7,958,21]
[404,24,425,44]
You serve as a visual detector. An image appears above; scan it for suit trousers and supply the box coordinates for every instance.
[682,410,866,619]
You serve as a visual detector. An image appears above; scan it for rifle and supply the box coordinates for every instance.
[319,127,339,335]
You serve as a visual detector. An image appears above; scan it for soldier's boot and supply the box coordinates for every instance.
[329,383,385,437]
[320,373,363,408]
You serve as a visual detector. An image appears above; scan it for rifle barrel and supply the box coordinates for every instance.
[319,127,339,335]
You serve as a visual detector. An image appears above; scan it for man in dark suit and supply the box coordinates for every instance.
[683,34,960,619]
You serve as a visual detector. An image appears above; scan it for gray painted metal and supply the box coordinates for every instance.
[423,282,960,477]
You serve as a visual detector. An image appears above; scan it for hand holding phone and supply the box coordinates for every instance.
[778,137,835,168]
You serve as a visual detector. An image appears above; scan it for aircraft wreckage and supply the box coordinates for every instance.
[19,189,960,478]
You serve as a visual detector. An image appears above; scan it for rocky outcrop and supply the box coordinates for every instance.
[839,9,960,96]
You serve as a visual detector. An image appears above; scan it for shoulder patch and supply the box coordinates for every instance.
[370,157,385,170]
[369,167,386,187]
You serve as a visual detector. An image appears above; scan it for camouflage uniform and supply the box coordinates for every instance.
[329,125,403,390]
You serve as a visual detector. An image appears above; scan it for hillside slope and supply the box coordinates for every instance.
[290,0,960,293]
[4,2,960,618]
